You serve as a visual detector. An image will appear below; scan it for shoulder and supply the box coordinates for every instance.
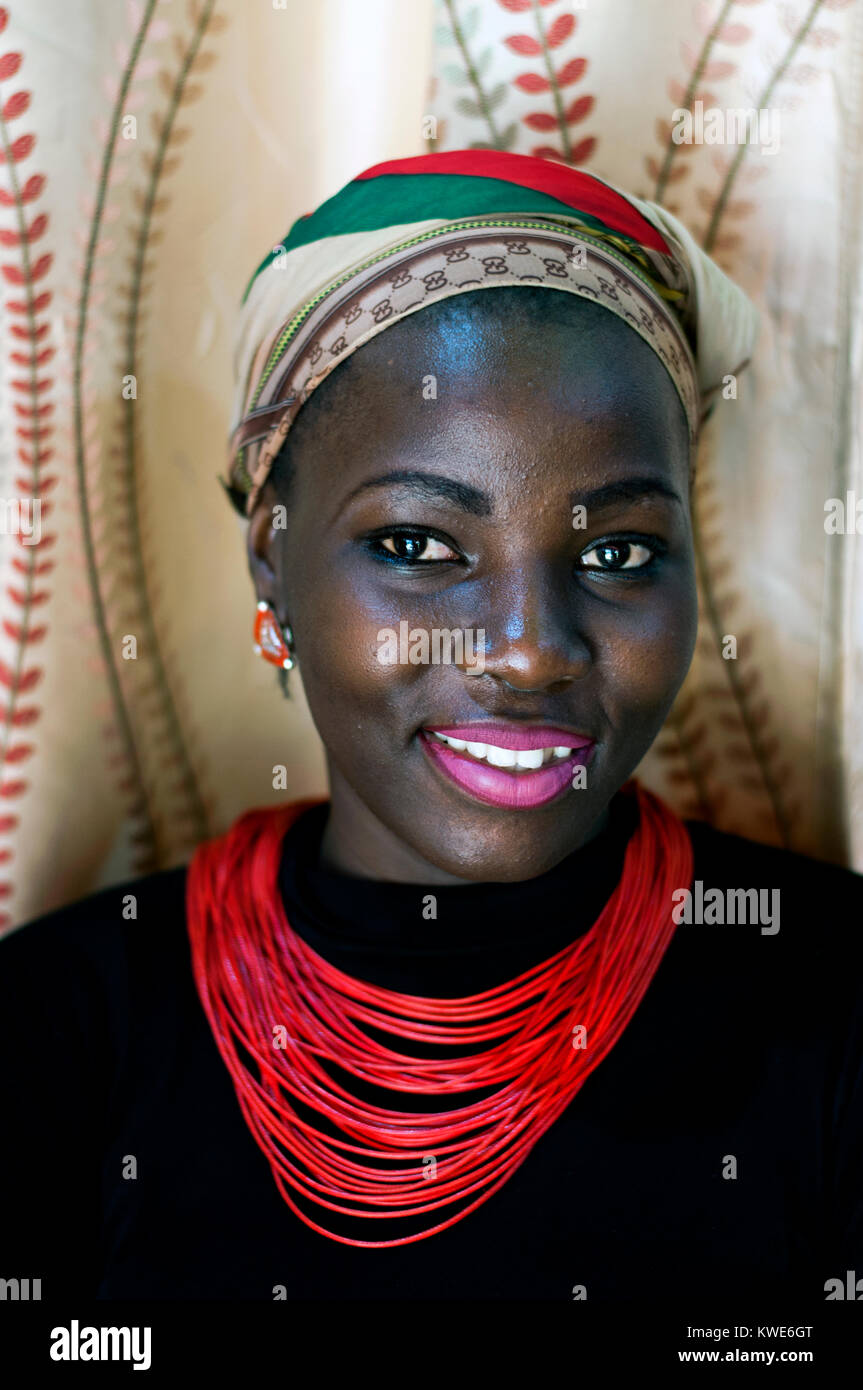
[687,817,863,891]
[0,864,191,1107]
[685,818,863,924]
[0,863,189,1001]
[677,818,863,1015]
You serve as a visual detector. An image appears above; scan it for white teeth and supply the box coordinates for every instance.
[432,732,575,771]
[515,748,545,770]
[486,745,517,768]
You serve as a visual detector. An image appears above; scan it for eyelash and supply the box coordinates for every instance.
[364,528,462,568]
[364,528,667,577]
[578,534,667,579]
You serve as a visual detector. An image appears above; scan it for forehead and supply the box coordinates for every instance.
[285,288,691,499]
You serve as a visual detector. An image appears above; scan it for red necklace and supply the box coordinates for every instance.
[186,781,691,1247]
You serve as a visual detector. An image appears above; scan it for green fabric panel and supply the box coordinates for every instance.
[242,174,622,302]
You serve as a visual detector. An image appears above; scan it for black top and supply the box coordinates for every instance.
[1,792,861,1303]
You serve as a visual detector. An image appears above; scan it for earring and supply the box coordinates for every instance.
[253,600,295,671]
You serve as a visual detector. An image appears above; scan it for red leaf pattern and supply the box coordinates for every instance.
[0,17,55,925]
[1,88,27,118]
[556,57,587,86]
[504,34,542,55]
[523,111,559,131]
[498,0,596,164]
[496,0,555,10]
[514,72,551,93]
[545,13,575,47]
[564,94,594,124]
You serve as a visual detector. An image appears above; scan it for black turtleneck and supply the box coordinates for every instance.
[0,792,861,1302]
[278,790,638,995]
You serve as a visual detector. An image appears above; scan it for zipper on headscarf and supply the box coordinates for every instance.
[247,216,670,412]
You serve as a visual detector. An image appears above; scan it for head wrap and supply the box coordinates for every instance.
[226,150,757,518]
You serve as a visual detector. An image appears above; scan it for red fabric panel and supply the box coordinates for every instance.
[355,150,670,255]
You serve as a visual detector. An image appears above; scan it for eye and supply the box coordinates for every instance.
[377,531,460,564]
[579,539,657,572]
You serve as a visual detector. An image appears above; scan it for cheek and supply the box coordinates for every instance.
[594,571,698,716]
[284,551,430,754]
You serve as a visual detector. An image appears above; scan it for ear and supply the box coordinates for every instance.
[246,481,281,609]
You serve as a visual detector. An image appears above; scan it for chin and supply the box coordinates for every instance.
[392,790,616,884]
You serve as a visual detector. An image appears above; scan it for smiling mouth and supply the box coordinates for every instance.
[419,724,595,810]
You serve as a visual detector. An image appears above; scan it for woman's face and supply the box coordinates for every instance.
[247,290,697,884]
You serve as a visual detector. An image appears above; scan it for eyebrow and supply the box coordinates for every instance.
[343,469,492,517]
[569,477,684,511]
[342,469,682,520]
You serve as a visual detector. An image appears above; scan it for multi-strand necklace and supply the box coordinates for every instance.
[186,782,691,1247]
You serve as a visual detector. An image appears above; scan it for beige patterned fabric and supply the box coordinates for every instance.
[229,219,705,517]
[429,0,863,867]
[0,0,860,934]
[0,0,434,929]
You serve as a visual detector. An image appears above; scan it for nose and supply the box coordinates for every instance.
[468,566,592,695]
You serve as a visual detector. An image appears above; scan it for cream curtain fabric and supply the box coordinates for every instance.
[428,0,863,869]
[0,0,434,927]
[0,0,859,932]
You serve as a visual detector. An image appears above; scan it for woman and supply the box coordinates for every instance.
[1,150,861,1302]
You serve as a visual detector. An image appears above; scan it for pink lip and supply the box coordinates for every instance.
[420,727,595,811]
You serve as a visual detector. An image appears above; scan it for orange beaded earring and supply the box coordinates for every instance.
[253,600,295,671]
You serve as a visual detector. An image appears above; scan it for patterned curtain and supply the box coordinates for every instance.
[0,0,859,933]
[0,0,434,929]
[427,0,863,866]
